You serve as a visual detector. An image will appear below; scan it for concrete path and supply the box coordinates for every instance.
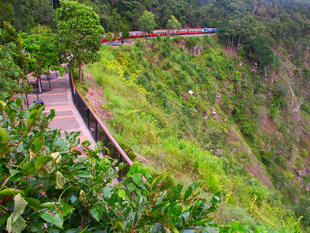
[27,72,95,146]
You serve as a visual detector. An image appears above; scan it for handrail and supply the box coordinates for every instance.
[69,73,133,166]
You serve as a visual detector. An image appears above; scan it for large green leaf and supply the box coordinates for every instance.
[75,170,93,178]
[32,136,45,152]
[40,211,64,229]
[183,181,201,202]
[127,182,136,193]
[21,161,34,176]
[25,197,41,210]
[90,204,103,222]
[0,127,9,155]
[132,173,143,185]
[168,202,183,221]
[169,184,183,202]
[0,188,24,198]
[6,194,28,233]
[34,156,53,171]
[117,189,126,199]
[150,176,161,192]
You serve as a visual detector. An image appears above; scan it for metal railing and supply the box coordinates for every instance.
[68,72,133,170]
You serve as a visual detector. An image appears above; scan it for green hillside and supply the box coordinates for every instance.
[1,0,309,231]
[81,35,309,231]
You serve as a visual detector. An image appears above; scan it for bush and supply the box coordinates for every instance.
[301,102,310,115]
[0,97,240,232]
[122,24,130,39]
[106,32,113,41]
[300,148,308,158]
[185,36,201,50]
[303,68,310,80]
[260,149,274,167]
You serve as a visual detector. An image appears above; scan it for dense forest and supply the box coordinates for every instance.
[0,0,310,232]
[2,0,310,83]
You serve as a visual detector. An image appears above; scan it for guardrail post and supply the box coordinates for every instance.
[87,109,90,128]
[95,121,98,141]
[25,94,29,108]
[104,135,108,155]
[118,155,122,179]
[48,74,52,91]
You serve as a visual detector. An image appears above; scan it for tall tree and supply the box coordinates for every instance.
[138,10,157,34]
[106,32,113,41]
[167,15,181,31]
[56,0,104,82]
[23,25,59,93]
[0,22,30,99]
[0,1,14,28]
[122,24,130,39]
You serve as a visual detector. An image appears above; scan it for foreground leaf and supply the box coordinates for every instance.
[6,194,28,233]
[55,171,66,189]
[40,211,64,229]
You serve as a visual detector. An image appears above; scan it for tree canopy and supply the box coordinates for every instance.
[0,22,30,99]
[22,25,59,92]
[167,15,181,30]
[122,24,130,39]
[56,0,104,82]
[138,10,157,34]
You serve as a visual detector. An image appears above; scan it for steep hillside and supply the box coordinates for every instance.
[80,36,310,231]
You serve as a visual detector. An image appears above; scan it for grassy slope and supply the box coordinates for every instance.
[82,36,309,231]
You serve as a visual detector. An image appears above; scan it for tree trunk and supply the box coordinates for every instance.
[227,36,230,51]
[231,36,234,54]
[79,63,83,82]
[36,73,42,93]
[237,35,241,55]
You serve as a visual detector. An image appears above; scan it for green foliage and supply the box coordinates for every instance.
[301,102,310,115]
[300,148,308,158]
[106,32,113,42]
[232,102,256,142]
[0,44,24,100]
[167,15,181,30]
[22,25,59,77]
[86,38,304,231]
[114,24,120,40]
[56,0,104,82]
[259,149,274,167]
[0,22,30,99]
[122,24,130,39]
[138,10,157,34]
[0,1,14,28]
[0,97,233,232]
[293,198,310,229]
[246,37,275,70]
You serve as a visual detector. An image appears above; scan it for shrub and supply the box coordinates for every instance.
[301,102,310,115]
[106,32,113,41]
[303,67,310,80]
[259,149,274,167]
[300,148,308,158]
[0,97,239,232]
[122,24,130,39]
[185,37,201,50]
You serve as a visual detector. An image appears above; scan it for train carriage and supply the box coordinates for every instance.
[101,28,216,43]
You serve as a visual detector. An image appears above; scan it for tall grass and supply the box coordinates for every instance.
[84,40,301,231]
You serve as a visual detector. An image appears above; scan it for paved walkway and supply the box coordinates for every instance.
[27,72,95,146]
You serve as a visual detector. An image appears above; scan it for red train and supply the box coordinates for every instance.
[101,28,217,43]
